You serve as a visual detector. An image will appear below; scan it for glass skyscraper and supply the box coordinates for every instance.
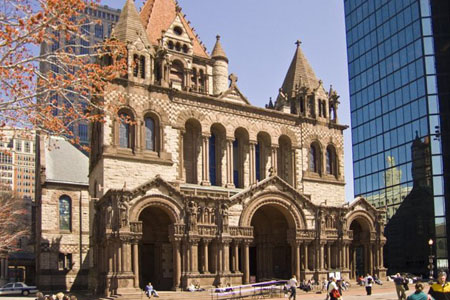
[344,0,449,274]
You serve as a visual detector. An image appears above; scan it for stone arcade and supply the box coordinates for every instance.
[88,0,386,298]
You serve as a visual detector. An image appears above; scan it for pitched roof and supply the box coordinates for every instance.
[44,137,88,185]
[281,40,321,96]
[211,35,228,62]
[113,0,150,45]
[140,0,209,58]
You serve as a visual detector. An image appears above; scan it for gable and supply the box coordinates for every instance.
[218,74,250,105]
[140,0,209,58]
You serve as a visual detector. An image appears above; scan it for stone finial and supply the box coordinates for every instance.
[296,40,302,47]
[216,35,221,41]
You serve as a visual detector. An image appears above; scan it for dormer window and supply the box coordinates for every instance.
[168,40,174,50]
[182,44,188,54]
[173,26,183,36]
[175,42,181,52]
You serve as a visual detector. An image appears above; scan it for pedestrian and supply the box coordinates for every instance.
[407,282,432,300]
[287,274,298,300]
[145,282,159,298]
[395,273,407,300]
[328,277,340,300]
[365,274,374,295]
[429,271,450,300]
[324,278,330,300]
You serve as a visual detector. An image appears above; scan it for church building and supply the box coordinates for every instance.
[86,0,386,298]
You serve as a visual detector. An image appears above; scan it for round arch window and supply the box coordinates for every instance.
[173,26,183,36]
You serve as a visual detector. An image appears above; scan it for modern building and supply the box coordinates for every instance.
[0,128,36,284]
[39,5,121,147]
[344,0,449,274]
[82,0,385,298]
[0,128,36,200]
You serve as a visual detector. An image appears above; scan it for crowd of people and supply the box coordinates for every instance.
[141,270,450,300]
[35,292,77,300]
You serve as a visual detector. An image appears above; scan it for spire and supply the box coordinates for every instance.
[140,0,209,58]
[113,0,150,45]
[281,40,321,96]
[211,35,228,62]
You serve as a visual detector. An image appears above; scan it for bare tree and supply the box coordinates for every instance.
[0,188,28,252]
[0,0,127,146]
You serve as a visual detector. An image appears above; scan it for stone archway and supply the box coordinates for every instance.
[250,204,295,281]
[349,217,372,278]
[138,206,174,290]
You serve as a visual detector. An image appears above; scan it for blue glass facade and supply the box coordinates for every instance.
[345,0,448,272]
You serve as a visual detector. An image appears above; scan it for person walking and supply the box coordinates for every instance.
[328,277,340,300]
[287,275,298,300]
[407,283,433,300]
[395,273,407,300]
[429,271,450,300]
[365,274,374,295]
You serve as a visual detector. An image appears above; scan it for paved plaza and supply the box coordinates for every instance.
[0,282,432,300]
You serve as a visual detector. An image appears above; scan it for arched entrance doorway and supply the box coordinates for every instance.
[139,206,173,290]
[349,218,371,278]
[250,205,294,281]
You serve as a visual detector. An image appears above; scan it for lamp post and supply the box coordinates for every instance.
[428,239,434,283]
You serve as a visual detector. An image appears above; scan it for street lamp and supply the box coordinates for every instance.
[428,239,434,283]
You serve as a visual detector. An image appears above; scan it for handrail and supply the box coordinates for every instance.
[210,280,287,300]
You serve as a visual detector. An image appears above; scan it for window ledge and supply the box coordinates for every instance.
[303,171,345,185]
[104,147,173,165]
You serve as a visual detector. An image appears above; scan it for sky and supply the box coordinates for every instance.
[108,0,354,201]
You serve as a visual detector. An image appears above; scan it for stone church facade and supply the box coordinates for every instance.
[87,0,386,298]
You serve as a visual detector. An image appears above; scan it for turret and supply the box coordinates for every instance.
[211,35,229,95]
[113,0,152,85]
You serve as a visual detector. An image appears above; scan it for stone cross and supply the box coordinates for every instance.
[229,73,238,87]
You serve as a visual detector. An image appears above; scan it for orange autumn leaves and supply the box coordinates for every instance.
[0,0,127,147]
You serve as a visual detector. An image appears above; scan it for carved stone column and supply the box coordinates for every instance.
[190,240,199,273]
[232,242,239,273]
[201,135,211,185]
[178,129,185,181]
[320,243,325,270]
[291,149,296,187]
[117,240,123,273]
[0,258,4,279]
[243,242,250,284]
[303,243,308,271]
[173,241,181,290]
[202,240,210,273]
[226,138,235,188]
[249,141,257,184]
[380,244,384,268]
[222,239,231,273]
[133,242,139,288]
[271,145,278,175]
[293,241,301,280]
[327,243,331,270]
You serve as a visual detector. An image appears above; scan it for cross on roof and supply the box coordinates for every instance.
[229,73,238,87]
[296,40,302,47]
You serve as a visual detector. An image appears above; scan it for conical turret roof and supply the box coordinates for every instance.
[211,35,228,62]
[140,0,209,58]
[281,40,321,96]
[112,0,150,45]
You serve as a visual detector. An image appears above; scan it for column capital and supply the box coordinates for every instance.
[249,140,258,146]
[202,134,211,139]
[226,137,235,142]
